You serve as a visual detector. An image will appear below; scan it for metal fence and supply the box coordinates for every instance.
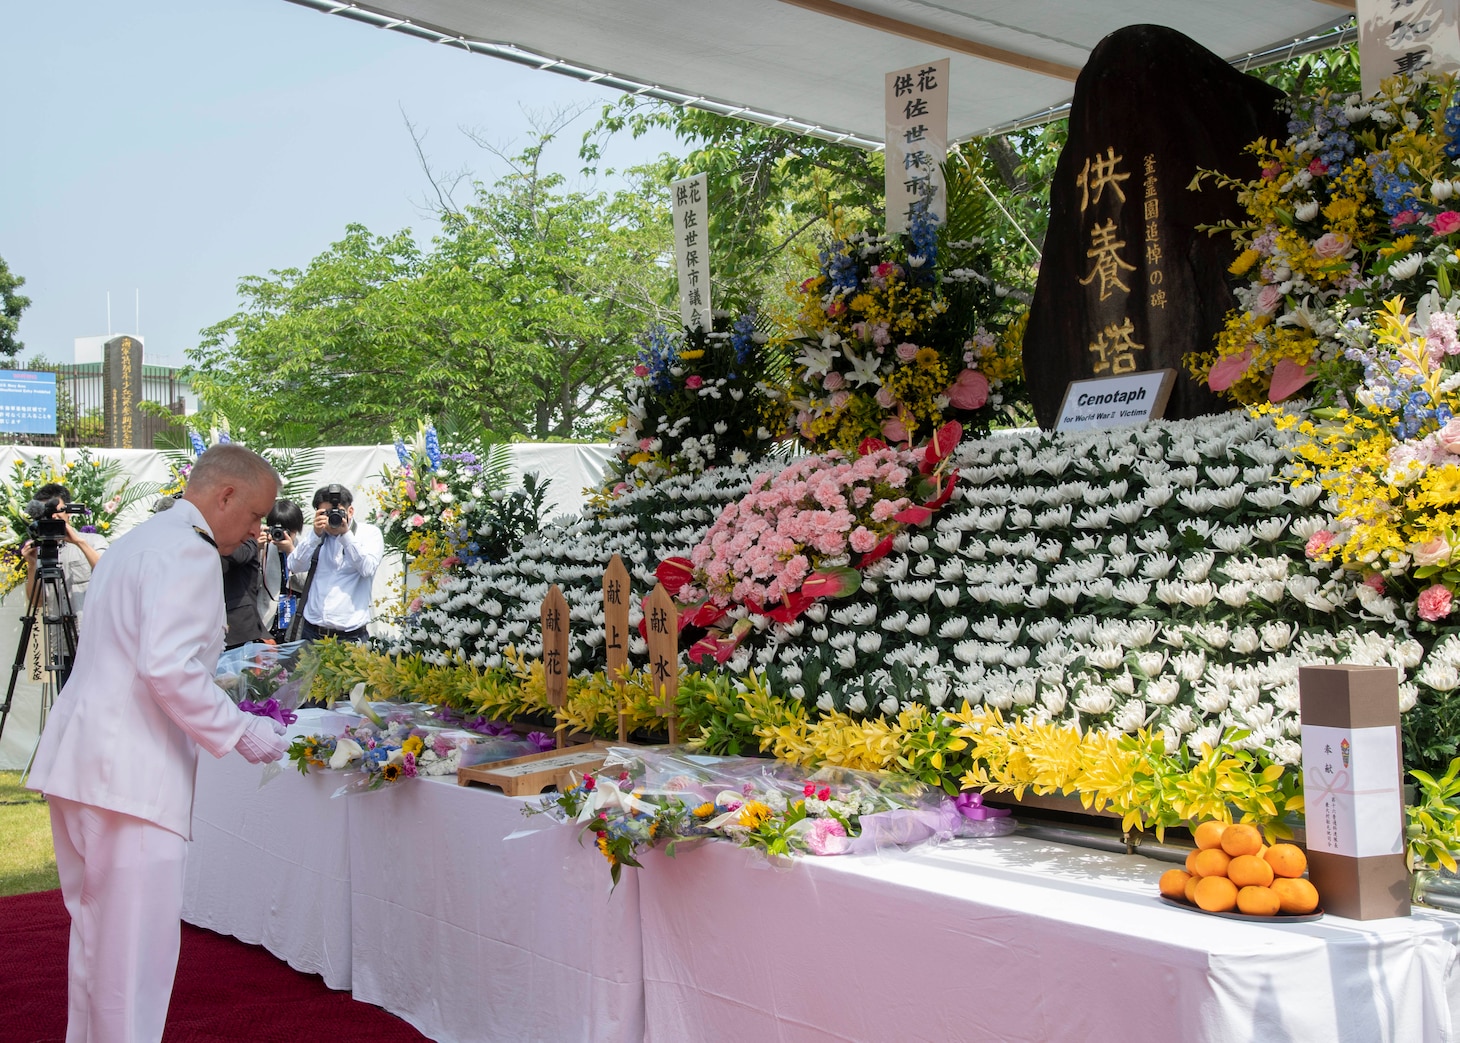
[0,363,188,448]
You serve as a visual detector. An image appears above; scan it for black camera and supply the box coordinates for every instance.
[24,499,90,560]
[323,484,347,528]
[269,525,288,542]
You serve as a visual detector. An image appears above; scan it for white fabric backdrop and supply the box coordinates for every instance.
[638,834,1460,1043]
[0,444,611,770]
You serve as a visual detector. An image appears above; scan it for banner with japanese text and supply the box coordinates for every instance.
[671,172,712,330]
[885,58,949,235]
[1358,0,1460,96]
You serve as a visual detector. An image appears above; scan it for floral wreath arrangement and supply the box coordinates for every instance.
[599,312,786,500]
[371,420,551,608]
[657,422,963,664]
[524,746,1010,888]
[1189,71,1460,406]
[775,209,1028,454]
[0,447,159,593]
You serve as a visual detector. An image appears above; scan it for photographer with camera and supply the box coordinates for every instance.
[21,482,106,619]
[287,484,383,643]
[258,498,303,640]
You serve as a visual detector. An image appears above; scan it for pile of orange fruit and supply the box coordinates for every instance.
[1157,820,1320,916]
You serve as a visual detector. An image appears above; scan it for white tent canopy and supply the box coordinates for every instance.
[287,0,1355,145]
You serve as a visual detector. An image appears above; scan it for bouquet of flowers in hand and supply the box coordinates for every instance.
[1190,71,1460,407]
[777,210,1028,454]
[216,641,316,728]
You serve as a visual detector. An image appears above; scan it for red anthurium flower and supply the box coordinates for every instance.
[920,420,963,474]
[800,567,862,600]
[681,601,728,631]
[656,556,695,595]
[857,436,888,456]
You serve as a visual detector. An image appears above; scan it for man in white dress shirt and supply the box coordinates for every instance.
[287,483,384,642]
[27,444,290,1043]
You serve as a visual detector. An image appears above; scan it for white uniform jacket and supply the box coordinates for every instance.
[28,498,253,839]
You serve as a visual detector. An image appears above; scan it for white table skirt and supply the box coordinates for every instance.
[182,717,353,990]
[638,834,1460,1043]
[347,776,645,1043]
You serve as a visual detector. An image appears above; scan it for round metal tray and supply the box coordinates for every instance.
[1159,893,1323,922]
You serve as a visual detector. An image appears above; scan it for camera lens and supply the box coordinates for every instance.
[269,526,286,541]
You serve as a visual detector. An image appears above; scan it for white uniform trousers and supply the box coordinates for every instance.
[49,797,187,1043]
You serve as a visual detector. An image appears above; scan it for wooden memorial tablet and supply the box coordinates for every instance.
[540,584,570,747]
[603,554,631,742]
[643,583,679,744]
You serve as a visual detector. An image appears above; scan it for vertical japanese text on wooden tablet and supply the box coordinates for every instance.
[671,173,712,331]
[885,58,949,235]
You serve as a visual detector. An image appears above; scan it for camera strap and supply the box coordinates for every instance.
[284,540,325,643]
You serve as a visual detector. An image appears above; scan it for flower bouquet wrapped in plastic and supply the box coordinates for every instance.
[287,689,551,793]
[215,640,316,729]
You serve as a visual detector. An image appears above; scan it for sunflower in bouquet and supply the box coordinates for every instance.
[1191,71,1460,407]
[776,209,1027,455]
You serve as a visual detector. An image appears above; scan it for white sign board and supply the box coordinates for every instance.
[885,58,949,236]
[1301,724,1405,858]
[1358,0,1460,96]
[671,172,712,330]
[1054,369,1175,433]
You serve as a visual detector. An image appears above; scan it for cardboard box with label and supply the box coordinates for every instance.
[1298,664,1410,920]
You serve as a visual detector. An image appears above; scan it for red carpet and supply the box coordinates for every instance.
[0,889,427,1042]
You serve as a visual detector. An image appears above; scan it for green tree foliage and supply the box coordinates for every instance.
[583,102,1049,311]
[187,134,674,444]
[0,255,31,358]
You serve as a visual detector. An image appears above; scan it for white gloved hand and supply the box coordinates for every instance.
[236,716,289,764]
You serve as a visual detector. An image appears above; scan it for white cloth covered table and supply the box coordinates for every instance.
[638,833,1460,1043]
[348,776,644,1043]
[182,710,353,990]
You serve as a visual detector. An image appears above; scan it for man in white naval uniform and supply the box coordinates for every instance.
[27,444,290,1043]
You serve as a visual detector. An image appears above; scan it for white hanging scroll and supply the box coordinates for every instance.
[671,172,712,330]
[885,58,949,236]
[1358,0,1460,96]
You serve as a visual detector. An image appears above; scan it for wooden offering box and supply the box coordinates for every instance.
[456,741,620,797]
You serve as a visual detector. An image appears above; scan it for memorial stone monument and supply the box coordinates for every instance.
[1023,24,1288,428]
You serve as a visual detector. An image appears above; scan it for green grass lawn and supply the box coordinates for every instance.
[0,770,57,896]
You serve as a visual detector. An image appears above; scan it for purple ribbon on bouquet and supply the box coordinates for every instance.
[239,698,298,728]
[954,791,1011,821]
[526,732,556,753]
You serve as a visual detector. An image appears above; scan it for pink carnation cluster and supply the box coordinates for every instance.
[686,446,921,609]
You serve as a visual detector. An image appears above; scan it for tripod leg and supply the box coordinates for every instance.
[0,581,45,744]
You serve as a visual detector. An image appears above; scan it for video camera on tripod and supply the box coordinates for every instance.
[0,497,90,740]
[25,496,91,552]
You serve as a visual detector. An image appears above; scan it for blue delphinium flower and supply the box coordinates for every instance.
[1369,153,1421,220]
[907,206,939,271]
[394,438,410,469]
[187,429,208,456]
[819,241,859,294]
[1445,100,1460,159]
[635,324,681,392]
[424,425,442,470]
[731,311,757,367]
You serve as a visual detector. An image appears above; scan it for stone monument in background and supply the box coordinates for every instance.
[1023,24,1288,429]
